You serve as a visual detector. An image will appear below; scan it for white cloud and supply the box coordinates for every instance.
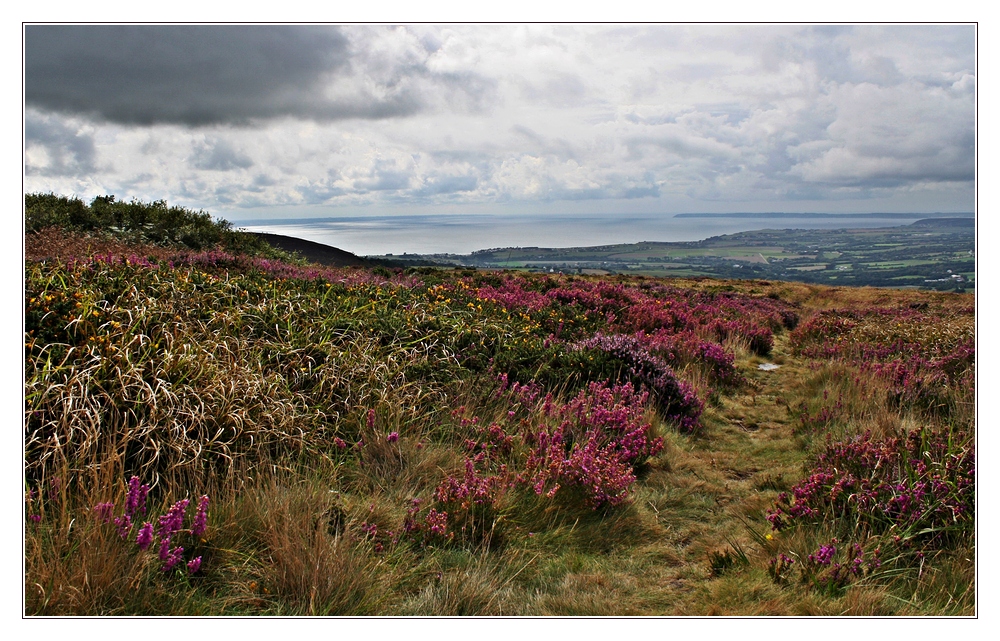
[23,24,975,215]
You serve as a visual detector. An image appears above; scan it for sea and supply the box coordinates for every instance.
[232,212,970,257]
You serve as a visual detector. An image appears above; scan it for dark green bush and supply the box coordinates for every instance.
[25,193,290,260]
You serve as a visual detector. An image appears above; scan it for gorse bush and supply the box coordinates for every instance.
[26,193,288,258]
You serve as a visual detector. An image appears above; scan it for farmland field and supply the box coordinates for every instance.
[382,218,974,292]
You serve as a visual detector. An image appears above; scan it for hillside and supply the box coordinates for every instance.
[249,232,373,268]
[24,195,975,616]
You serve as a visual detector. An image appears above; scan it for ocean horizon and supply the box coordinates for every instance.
[231,212,973,257]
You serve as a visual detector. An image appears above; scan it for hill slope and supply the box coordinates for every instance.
[249,231,372,268]
[23,194,976,616]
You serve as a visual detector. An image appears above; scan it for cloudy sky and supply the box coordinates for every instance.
[23,24,976,220]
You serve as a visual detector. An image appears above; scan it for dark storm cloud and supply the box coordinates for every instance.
[24,111,97,176]
[24,25,428,126]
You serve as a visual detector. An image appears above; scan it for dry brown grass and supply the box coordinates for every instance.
[399,559,515,616]
[24,467,160,615]
[248,479,388,615]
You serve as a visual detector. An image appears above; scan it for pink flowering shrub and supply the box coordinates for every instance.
[575,334,703,432]
[789,306,974,413]
[468,273,798,349]
[474,276,551,312]
[65,248,420,290]
[646,330,743,388]
[452,273,798,414]
[767,430,974,553]
[521,382,664,507]
[710,318,774,356]
[412,380,664,546]
[774,539,883,595]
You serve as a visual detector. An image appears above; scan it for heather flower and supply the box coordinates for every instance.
[162,545,185,572]
[158,537,173,561]
[114,514,133,539]
[157,498,189,539]
[29,514,41,523]
[809,542,837,566]
[767,428,974,553]
[136,522,155,550]
[192,495,209,538]
[187,556,202,574]
[425,509,448,536]
[574,334,702,431]
[124,476,150,518]
[768,553,795,583]
[386,432,399,443]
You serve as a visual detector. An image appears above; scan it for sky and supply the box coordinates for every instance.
[23,24,976,220]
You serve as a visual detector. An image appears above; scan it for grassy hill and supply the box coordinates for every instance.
[24,195,975,616]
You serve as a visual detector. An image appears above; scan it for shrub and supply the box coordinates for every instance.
[767,429,975,552]
[411,380,664,547]
[25,193,290,259]
[574,333,703,432]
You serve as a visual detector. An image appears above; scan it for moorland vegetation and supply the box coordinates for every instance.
[23,194,975,615]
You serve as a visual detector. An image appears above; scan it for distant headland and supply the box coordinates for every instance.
[673,212,974,219]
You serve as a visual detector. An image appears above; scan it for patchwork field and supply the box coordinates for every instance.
[385,218,974,292]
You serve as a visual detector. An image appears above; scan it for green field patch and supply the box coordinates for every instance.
[862,260,938,269]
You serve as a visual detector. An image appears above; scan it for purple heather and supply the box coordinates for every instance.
[136,522,155,550]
